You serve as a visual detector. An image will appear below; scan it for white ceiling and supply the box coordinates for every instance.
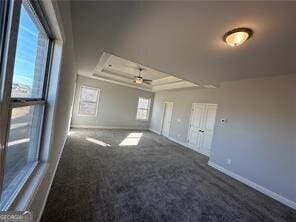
[90,52,197,92]
[71,1,296,85]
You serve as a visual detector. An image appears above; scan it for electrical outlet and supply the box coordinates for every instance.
[227,159,232,165]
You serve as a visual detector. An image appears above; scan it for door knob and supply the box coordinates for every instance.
[199,130,205,133]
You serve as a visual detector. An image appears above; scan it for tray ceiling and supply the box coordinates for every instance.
[89,52,199,92]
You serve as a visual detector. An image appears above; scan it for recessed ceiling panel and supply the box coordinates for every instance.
[91,52,198,92]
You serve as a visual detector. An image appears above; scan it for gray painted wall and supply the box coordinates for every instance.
[210,74,296,203]
[15,1,294,219]
[71,75,154,129]
[150,74,296,204]
[150,87,220,143]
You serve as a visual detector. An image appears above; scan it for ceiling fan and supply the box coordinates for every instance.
[133,67,152,85]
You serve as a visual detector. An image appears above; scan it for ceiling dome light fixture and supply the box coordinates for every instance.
[223,27,253,47]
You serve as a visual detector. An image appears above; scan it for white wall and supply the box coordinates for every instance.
[210,74,296,204]
[71,75,154,129]
[150,87,220,143]
[26,1,77,221]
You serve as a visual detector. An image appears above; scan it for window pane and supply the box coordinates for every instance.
[136,109,148,120]
[1,105,43,204]
[80,86,99,102]
[79,101,97,116]
[138,98,149,109]
[11,5,49,98]
[78,86,99,116]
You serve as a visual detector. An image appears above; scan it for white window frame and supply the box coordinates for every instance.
[77,85,100,117]
[136,97,151,121]
[0,0,56,210]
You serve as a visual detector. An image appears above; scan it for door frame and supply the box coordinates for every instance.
[161,102,174,137]
[186,103,218,155]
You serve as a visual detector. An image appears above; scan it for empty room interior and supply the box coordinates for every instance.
[0,0,295,221]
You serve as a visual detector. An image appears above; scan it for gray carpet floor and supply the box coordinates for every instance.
[41,129,296,222]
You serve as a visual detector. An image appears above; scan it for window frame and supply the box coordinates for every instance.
[0,0,8,67]
[77,85,100,117]
[0,0,54,209]
[136,97,151,121]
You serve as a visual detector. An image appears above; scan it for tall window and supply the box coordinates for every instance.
[136,97,151,120]
[0,1,51,208]
[78,86,100,116]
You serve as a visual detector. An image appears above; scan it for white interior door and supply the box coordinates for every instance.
[199,104,218,156]
[162,102,173,137]
[187,103,218,156]
[188,103,204,150]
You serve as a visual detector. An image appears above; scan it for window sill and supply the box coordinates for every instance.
[4,162,49,211]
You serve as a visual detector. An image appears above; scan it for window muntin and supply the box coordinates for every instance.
[136,97,150,120]
[11,4,49,98]
[78,86,100,116]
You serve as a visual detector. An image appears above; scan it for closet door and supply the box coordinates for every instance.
[187,103,218,156]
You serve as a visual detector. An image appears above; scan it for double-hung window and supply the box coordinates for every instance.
[78,86,100,116]
[0,0,52,208]
[136,97,151,121]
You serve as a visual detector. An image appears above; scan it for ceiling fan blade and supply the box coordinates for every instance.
[143,81,151,85]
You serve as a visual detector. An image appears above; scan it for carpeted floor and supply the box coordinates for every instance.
[41,129,296,222]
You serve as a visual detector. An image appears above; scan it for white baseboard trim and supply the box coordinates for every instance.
[208,161,296,210]
[148,129,199,152]
[148,129,189,147]
[148,128,161,135]
[167,136,189,148]
[72,125,149,130]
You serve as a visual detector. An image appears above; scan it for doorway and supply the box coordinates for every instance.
[161,102,174,137]
[187,103,218,156]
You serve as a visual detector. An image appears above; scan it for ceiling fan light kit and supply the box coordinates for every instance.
[134,77,143,84]
[133,67,152,85]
